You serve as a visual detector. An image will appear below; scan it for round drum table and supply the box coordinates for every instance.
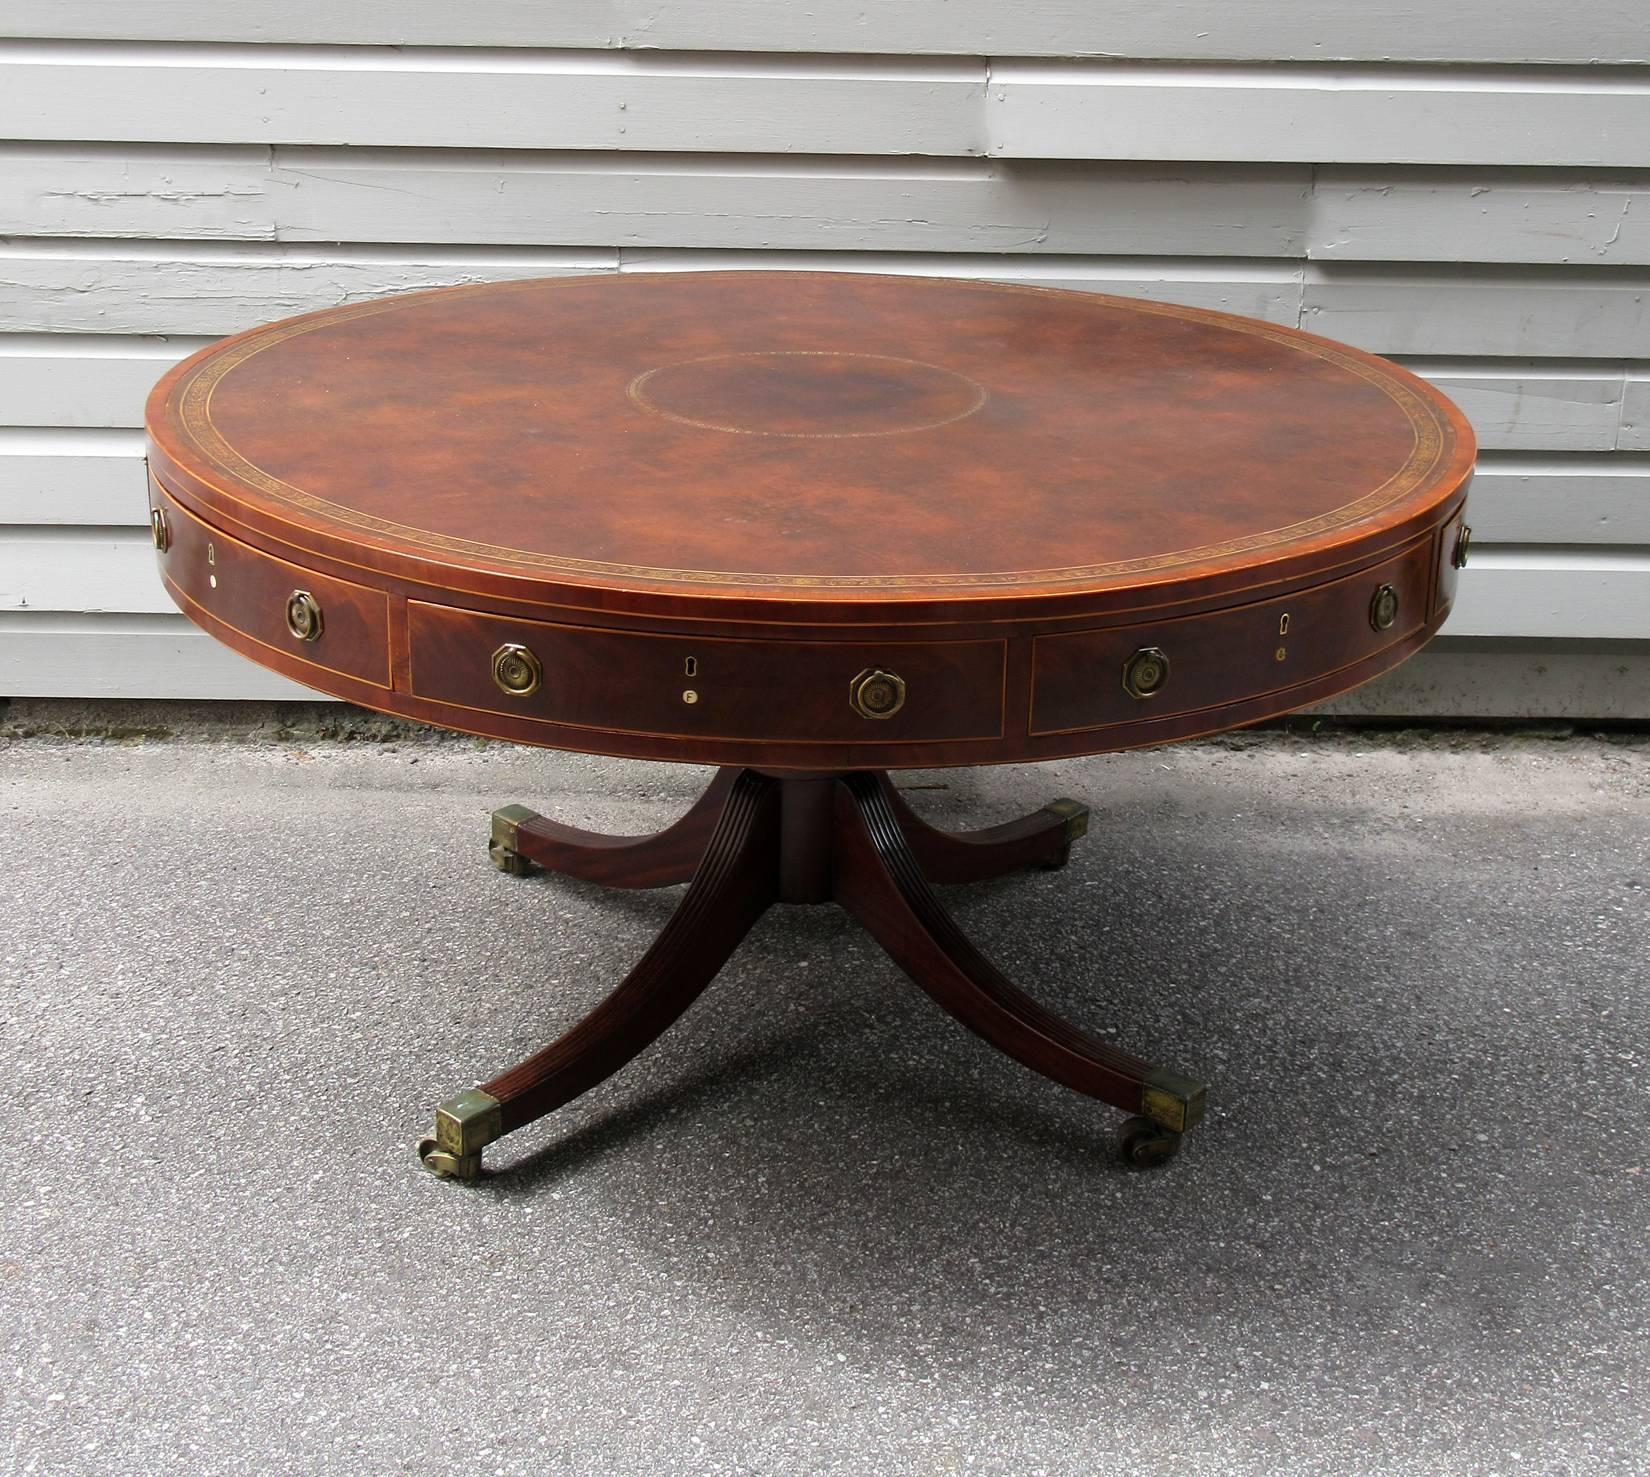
[145,272,1475,1176]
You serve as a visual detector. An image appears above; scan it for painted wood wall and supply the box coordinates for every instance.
[1,4,1647,717]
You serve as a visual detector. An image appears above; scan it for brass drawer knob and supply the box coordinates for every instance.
[149,506,170,553]
[491,642,543,697]
[849,667,906,720]
[1122,646,1169,700]
[285,590,323,643]
[1369,583,1400,632]
[1452,522,1472,569]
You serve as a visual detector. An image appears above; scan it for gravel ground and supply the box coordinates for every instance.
[1,724,1647,1476]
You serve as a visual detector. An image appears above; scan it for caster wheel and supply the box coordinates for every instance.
[417,1135,481,1181]
[488,839,532,876]
[1119,1115,1181,1168]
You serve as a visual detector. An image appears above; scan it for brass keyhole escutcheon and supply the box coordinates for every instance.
[285,590,323,643]
[150,507,170,553]
[1122,646,1170,700]
[850,667,906,720]
[1369,583,1400,632]
[1452,523,1473,569]
[491,642,542,697]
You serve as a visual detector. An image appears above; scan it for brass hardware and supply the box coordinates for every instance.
[1275,646,1287,662]
[491,642,542,697]
[488,803,538,876]
[1034,798,1091,870]
[1141,1067,1208,1134]
[682,689,699,705]
[1278,612,1290,636]
[1369,583,1400,632]
[1452,522,1472,569]
[285,589,323,643]
[206,542,215,565]
[684,656,698,678]
[418,1088,503,1181]
[149,507,170,553]
[849,667,906,720]
[1119,1116,1182,1168]
[1121,646,1170,700]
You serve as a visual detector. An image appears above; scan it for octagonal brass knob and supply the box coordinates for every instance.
[491,642,542,697]
[1452,523,1472,569]
[1369,583,1400,632]
[285,590,323,643]
[149,506,170,553]
[850,667,906,720]
[1122,647,1170,700]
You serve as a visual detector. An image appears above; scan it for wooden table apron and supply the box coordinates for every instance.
[142,272,1475,1175]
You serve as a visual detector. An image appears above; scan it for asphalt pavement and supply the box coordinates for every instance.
[1,715,1646,1475]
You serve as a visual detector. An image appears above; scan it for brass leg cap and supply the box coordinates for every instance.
[1036,798,1091,870]
[489,804,539,875]
[418,1136,483,1181]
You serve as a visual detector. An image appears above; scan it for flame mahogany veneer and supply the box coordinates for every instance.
[144,273,1474,1175]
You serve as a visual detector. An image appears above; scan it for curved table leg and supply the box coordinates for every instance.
[874,774,1090,883]
[420,769,781,1179]
[831,772,1204,1158]
[489,767,740,889]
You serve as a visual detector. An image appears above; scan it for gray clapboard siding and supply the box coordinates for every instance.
[11,145,1650,268]
[0,144,1315,258]
[1399,363,1638,451]
[1469,456,1650,544]
[1310,169,1650,266]
[0,429,145,525]
[1622,382,1650,451]
[0,333,206,428]
[0,43,988,156]
[9,244,1648,361]
[5,1,1646,66]
[988,63,1650,168]
[0,613,315,699]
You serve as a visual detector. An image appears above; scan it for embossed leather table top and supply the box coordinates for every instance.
[145,272,1475,770]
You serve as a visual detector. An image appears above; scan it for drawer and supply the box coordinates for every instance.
[1031,538,1433,735]
[1435,504,1469,619]
[408,601,1005,745]
[150,480,392,688]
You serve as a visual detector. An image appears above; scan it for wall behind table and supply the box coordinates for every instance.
[1,5,1646,718]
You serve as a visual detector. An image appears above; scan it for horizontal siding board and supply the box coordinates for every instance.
[1310,169,1650,266]
[1622,381,1650,451]
[7,246,1648,360]
[0,530,167,614]
[0,46,987,156]
[1402,364,1631,452]
[1468,455,1650,543]
[0,613,317,699]
[0,429,146,524]
[0,335,207,427]
[4,3,1647,65]
[10,145,1650,268]
[988,64,1650,168]
[0,144,1315,257]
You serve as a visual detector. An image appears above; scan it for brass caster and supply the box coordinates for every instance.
[1119,1115,1182,1168]
[418,1135,483,1181]
[489,803,539,876]
[1036,798,1090,870]
[488,839,533,877]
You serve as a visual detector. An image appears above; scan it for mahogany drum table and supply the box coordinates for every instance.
[145,272,1475,1177]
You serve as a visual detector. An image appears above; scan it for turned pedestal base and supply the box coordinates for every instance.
[418,768,1206,1180]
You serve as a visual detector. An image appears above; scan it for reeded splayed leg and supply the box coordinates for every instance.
[872,774,1091,883]
[488,767,741,887]
[419,769,781,1179]
[830,772,1205,1164]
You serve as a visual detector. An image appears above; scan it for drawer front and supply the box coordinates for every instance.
[408,601,1005,745]
[1435,506,1468,619]
[151,481,392,688]
[1031,539,1433,735]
